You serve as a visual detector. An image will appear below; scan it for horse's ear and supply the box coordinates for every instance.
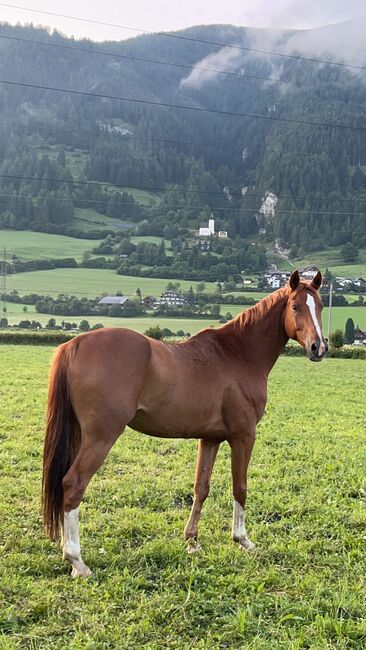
[311,270,322,290]
[289,270,300,290]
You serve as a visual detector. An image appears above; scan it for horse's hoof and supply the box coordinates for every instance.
[238,537,256,552]
[186,539,201,554]
[71,563,92,578]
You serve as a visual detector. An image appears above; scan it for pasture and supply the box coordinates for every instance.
[0,346,365,648]
[0,231,98,262]
[6,268,217,299]
[4,300,366,334]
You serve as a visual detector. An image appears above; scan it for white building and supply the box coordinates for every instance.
[199,218,215,237]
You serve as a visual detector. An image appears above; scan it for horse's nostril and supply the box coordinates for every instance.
[311,342,318,354]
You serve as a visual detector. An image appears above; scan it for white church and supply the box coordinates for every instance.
[198,218,227,238]
[198,218,215,237]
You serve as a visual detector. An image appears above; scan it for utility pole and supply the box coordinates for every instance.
[327,279,333,343]
[1,247,7,321]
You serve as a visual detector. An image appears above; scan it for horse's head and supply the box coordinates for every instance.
[284,270,328,362]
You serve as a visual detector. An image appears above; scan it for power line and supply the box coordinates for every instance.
[2,172,366,207]
[0,32,348,93]
[1,77,366,133]
[0,117,229,150]
[1,189,366,215]
[1,2,366,73]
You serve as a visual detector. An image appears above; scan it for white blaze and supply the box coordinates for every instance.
[306,293,325,355]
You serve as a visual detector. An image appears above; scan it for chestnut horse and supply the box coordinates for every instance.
[43,270,327,577]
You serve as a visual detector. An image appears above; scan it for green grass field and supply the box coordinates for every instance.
[295,248,366,279]
[73,208,132,233]
[6,268,217,299]
[0,230,97,262]
[5,300,366,334]
[0,347,365,648]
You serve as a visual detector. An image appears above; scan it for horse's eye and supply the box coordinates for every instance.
[292,304,299,312]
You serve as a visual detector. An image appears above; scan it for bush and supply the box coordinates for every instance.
[79,320,90,332]
[144,326,164,339]
[330,329,344,349]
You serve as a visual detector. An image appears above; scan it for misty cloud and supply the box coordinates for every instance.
[180,47,244,89]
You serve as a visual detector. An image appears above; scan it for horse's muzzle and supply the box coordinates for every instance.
[307,338,328,362]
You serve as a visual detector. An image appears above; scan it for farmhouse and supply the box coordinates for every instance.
[142,296,156,308]
[98,296,129,306]
[154,290,187,308]
[336,276,366,289]
[263,270,291,289]
[354,326,366,345]
[299,265,319,280]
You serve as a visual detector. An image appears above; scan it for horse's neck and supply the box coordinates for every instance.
[226,295,289,374]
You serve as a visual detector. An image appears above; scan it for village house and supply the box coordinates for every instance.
[98,296,129,306]
[263,270,291,289]
[354,326,366,345]
[154,290,187,309]
[142,296,156,309]
[299,265,319,280]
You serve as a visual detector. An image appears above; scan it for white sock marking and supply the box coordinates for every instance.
[63,508,91,577]
[232,500,246,539]
[232,500,255,550]
[306,293,325,355]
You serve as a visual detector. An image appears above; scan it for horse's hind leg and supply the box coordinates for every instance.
[230,432,256,551]
[62,415,128,577]
[184,439,220,553]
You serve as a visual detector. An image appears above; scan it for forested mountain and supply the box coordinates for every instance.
[0,20,365,254]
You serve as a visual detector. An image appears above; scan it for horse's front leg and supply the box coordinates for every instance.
[184,439,220,553]
[230,431,256,551]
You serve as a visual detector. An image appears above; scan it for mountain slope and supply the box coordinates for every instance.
[0,21,365,253]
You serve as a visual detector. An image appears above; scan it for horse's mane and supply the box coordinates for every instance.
[234,286,291,330]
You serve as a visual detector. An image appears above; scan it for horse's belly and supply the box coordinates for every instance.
[128,400,227,439]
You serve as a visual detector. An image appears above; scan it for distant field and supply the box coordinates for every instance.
[219,304,366,331]
[4,305,216,334]
[266,247,366,279]
[0,230,97,261]
[6,268,217,298]
[73,208,132,233]
[5,300,366,334]
[1,349,365,648]
[295,248,366,279]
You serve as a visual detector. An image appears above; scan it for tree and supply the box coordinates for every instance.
[340,242,359,263]
[330,329,344,348]
[344,318,355,344]
[79,320,90,332]
[47,317,56,329]
[144,325,163,339]
[136,287,142,301]
[22,305,28,313]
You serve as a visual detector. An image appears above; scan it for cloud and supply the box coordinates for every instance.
[243,0,366,29]
[180,46,244,89]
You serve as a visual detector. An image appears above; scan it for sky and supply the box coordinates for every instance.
[0,0,365,42]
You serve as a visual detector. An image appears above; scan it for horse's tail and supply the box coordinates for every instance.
[42,342,80,540]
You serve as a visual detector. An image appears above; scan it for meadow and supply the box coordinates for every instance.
[4,300,366,334]
[0,346,365,648]
[0,231,97,262]
[6,268,217,299]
